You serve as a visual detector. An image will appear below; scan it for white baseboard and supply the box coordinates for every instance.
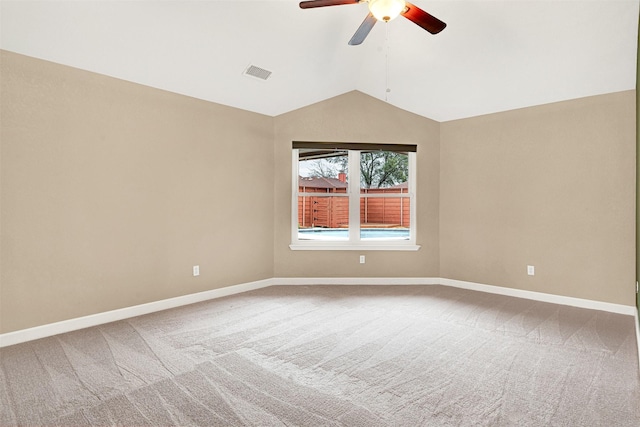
[0,278,275,348]
[1,276,637,349]
[273,277,440,286]
[438,278,637,316]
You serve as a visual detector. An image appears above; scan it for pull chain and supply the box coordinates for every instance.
[384,22,391,102]
[385,22,390,101]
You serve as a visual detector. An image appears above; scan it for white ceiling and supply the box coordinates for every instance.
[1,0,638,122]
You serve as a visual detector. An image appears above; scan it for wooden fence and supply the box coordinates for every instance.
[298,187,409,228]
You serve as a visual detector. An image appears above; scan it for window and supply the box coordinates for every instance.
[291,142,419,251]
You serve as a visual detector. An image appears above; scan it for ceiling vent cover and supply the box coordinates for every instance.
[244,65,272,81]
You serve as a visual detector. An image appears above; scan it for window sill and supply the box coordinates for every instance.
[289,244,421,251]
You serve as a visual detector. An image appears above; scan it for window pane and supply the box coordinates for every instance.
[360,197,410,240]
[297,149,349,241]
[359,150,408,190]
[298,149,348,183]
[359,150,410,240]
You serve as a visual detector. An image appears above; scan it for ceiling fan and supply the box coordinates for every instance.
[299,0,446,45]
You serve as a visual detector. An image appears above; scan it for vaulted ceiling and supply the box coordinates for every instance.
[1,0,638,122]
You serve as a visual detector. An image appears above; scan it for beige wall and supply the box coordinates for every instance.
[1,50,636,334]
[636,14,640,317]
[273,91,441,278]
[440,91,636,305]
[0,51,275,333]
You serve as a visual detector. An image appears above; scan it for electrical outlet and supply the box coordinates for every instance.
[527,265,535,276]
[193,265,200,276]
[359,255,365,264]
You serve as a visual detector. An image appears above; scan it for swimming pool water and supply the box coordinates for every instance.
[298,228,409,239]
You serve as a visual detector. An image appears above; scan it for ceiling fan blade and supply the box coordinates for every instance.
[348,13,377,45]
[401,1,446,34]
[299,0,360,9]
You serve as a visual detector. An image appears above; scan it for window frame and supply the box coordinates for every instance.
[290,143,420,251]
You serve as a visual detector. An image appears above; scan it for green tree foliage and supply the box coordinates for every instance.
[360,151,408,189]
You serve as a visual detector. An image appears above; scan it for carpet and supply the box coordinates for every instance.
[1,285,638,426]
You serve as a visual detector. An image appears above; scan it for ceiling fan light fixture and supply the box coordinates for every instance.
[368,0,406,22]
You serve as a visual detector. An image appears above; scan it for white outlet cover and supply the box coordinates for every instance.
[193,265,200,276]
[527,265,535,276]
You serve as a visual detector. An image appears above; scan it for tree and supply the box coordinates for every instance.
[306,159,339,179]
[303,151,408,189]
[360,151,407,189]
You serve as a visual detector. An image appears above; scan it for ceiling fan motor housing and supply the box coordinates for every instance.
[299,0,446,45]
[368,0,406,22]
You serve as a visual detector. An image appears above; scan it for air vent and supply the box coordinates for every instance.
[243,64,272,81]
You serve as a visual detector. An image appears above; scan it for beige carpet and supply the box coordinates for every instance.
[1,285,638,426]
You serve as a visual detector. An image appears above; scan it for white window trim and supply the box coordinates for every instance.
[290,148,420,251]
